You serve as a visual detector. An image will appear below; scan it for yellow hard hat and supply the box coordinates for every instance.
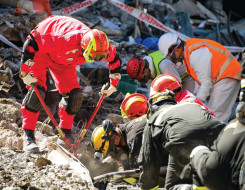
[91,125,111,158]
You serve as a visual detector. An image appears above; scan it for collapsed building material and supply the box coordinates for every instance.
[48,143,94,189]
[0,0,52,15]
[0,68,15,92]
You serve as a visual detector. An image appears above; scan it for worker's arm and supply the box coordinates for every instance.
[189,47,212,102]
[159,58,183,83]
[190,129,229,190]
[236,49,245,123]
[100,44,122,97]
[20,33,59,75]
[241,49,245,94]
[138,123,161,190]
[106,44,122,86]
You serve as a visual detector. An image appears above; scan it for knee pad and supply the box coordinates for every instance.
[60,88,83,115]
[23,85,46,113]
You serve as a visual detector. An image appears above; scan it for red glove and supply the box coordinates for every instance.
[20,59,35,73]
[110,73,121,86]
[106,45,121,71]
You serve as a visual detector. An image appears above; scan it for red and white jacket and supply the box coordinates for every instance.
[20,15,121,86]
[175,90,216,116]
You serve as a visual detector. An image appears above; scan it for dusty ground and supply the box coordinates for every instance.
[0,96,123,189]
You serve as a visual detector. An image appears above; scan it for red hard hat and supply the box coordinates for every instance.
[150,74,182,97]
[121,93,148,119]
[81,29,110,62]
[126,58,145,80]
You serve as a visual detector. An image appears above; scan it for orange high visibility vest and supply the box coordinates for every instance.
[184,38,241,85]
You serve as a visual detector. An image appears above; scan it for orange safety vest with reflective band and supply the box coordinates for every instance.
[184,38,241,85]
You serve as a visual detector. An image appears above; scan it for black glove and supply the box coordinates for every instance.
[236,101,245,124]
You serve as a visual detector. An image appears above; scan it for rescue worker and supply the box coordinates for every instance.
[126,50,195,93]
[238,49,245,190]
[189,118,245,190]
[188,48,245,190]
[158,33,241,122]
[20,15,122,153]
[241,158,245,190]
[92,118,146,170]
[92,94,168,187]
[151,74,215,116]
[138,77,226,190]
[92,94,149,169]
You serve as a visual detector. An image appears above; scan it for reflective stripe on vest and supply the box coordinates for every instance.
[193,185,209,190]
[241,79,245,89]
[180,72,189,80]
[149,50,163,77]
[123,177,137,185]
[184,39,241,84]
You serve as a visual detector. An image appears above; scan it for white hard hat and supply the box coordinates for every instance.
[158,33,179,57]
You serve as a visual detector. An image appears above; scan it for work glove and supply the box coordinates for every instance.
[236,101,245,125]
[24,59,35,67]
[20,73,37,86]
[102,156,113,164]
[94,151,103,162]
[20,59,35,74]
[190,146,209,189]
[190,145,209,159]
[239,91,245,102]
[100,82,117,97]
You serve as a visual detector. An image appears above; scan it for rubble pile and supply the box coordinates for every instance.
[0,99,95,189]
[0,148,89,189]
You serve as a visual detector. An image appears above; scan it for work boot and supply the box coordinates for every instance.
[57,128,75,148]
[23,129,40,153]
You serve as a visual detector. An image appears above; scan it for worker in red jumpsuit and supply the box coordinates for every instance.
[19,15,122,153]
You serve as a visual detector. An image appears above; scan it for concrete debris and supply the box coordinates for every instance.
[0,98,95,189]
[82,86,93,98]
[35,156,52,167]
[0,12,49,42]
[0,98,21,123]
[0,148,92,189]
[106,113,124,127]
[48,144,94,189]
[38,135,58,151]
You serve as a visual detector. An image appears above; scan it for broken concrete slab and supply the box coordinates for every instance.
[48,143,94,189]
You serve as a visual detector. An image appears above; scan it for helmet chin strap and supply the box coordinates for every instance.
[83,37,95,63]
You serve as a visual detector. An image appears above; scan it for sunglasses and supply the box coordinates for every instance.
[89,49,110,61]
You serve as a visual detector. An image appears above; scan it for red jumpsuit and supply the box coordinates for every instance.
[21,15,121,130]
[175,90,216,116]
